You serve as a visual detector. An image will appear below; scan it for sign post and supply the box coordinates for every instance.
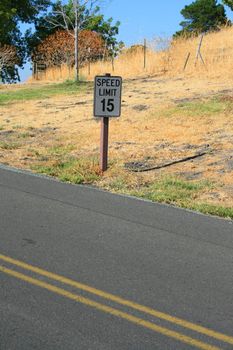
[100,117,109,172]
[94,73,122,172]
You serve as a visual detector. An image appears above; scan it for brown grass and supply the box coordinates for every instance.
[1,74,233,209]
[30,26,233,83]
[1,27,233,216]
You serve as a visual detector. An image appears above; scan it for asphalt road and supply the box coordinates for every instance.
[0,165,233,350]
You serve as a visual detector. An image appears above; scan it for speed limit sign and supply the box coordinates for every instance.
[94,75,122,117]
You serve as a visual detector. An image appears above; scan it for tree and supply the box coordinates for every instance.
[26,0,121,81]
[0,0,50,82]
[0,0,50,42]
[222,0,233,10]
[174,0,228,37]
[0,45,19,83]
[33,29,105,67]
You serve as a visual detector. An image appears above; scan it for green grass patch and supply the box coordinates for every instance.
[189,203,233,219]
[47,144,76,156]
[164,98,231,119]
[131,177,212,204]
[0,81,92,105]
[127,176,233,219]
[177,99,226,116]
[0,141,21,150]
[32,157,100,184]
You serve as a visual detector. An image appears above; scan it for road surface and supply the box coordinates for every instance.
[0,165,233,349]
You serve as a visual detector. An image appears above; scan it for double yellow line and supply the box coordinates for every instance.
[0,253,232,350]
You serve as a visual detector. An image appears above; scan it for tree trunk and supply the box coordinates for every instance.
[74,0,79,82]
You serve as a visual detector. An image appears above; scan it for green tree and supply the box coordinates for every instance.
[175,0,228,37]
[0,0,50,82]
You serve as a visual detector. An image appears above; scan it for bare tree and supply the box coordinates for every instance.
[45,0,99,82]
[0,45,18,82]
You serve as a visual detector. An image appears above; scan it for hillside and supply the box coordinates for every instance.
[1,28,233,219]
[31,26,233,82]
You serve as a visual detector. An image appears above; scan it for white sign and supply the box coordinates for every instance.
[94,76,122,117]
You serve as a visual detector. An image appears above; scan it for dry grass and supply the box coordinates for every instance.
[1,27,233,218]
[1,74,233,213]
[30,26,233,83]
[167,26,233,79]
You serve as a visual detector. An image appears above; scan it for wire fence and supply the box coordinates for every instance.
[31,27,233,82]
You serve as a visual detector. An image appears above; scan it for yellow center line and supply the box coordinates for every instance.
[0,265,220,350]
[0,253,232,345]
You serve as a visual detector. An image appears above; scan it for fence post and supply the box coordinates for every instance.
[111,45,115,72]
[195,34,205,67]
[144,39,147,69]
[183,52,191,71]
[100,116,109,172]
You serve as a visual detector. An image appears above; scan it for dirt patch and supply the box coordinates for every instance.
[132,104,149,111]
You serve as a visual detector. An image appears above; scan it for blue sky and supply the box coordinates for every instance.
[19,0,233,81]
[104,0,193,45]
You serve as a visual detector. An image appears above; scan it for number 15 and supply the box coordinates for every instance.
[101,99,114,112]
